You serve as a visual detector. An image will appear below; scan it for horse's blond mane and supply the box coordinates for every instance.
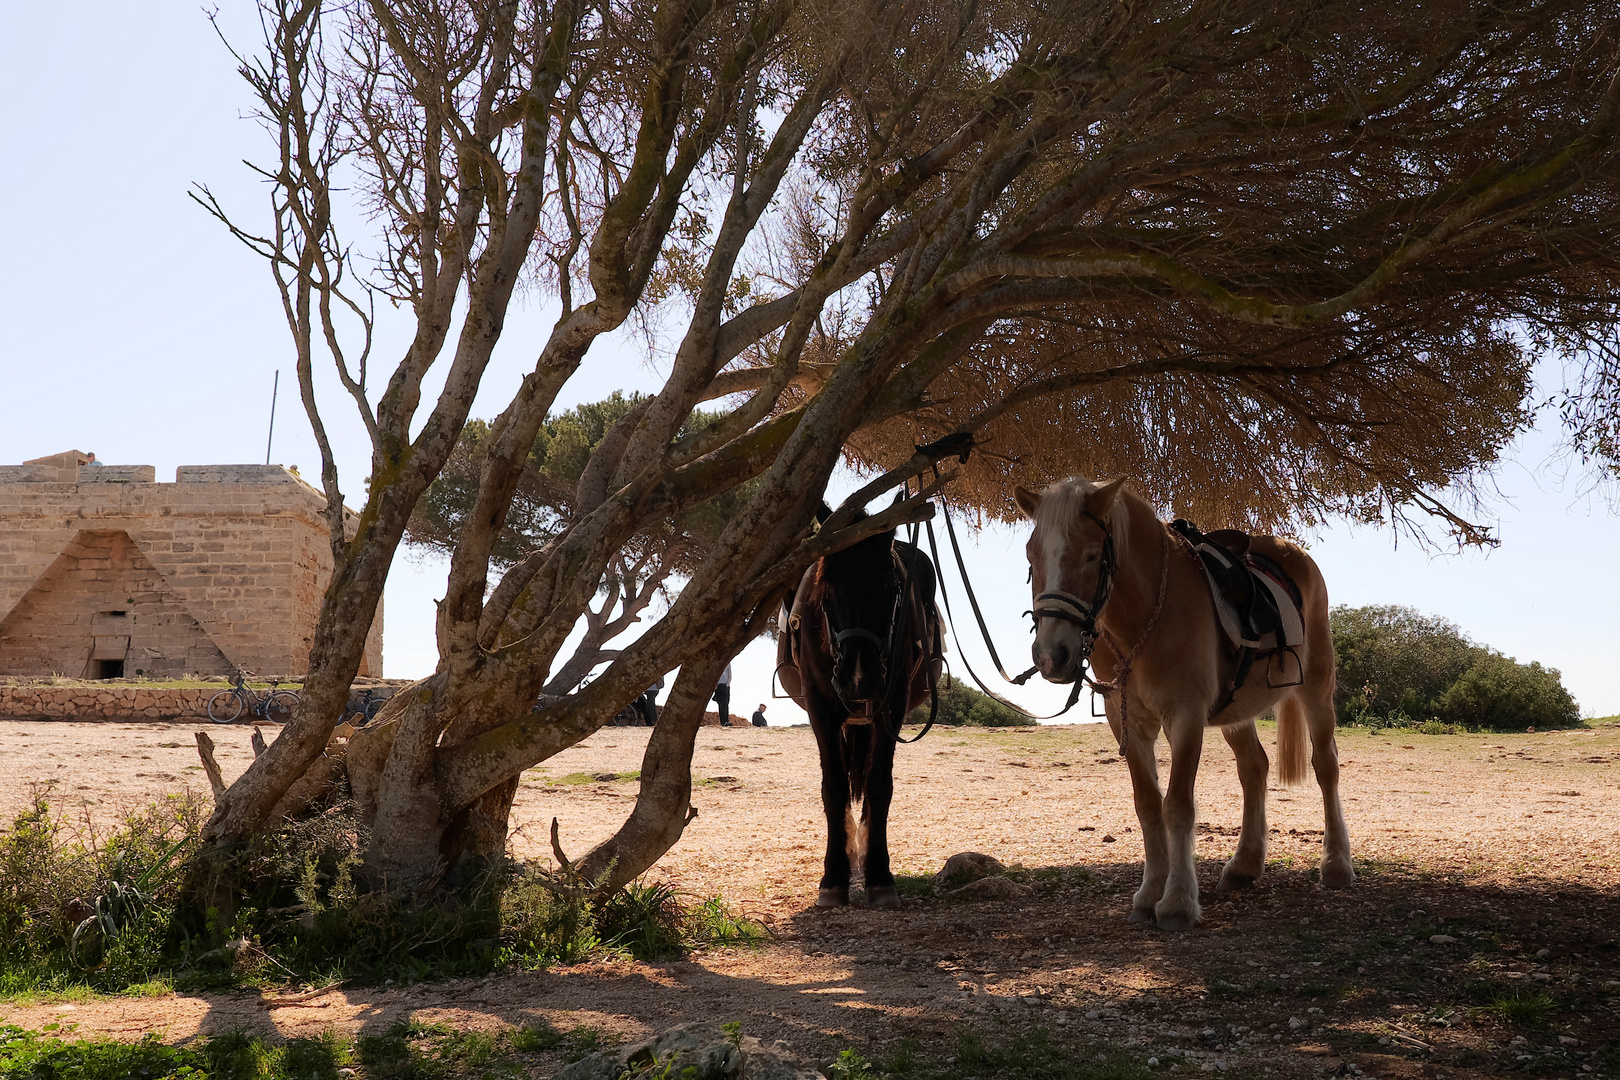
[1038,477,1132,562]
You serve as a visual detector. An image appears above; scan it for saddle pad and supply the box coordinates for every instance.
[1193,542,1305,652]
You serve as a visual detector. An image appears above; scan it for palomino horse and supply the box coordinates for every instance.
[1015,477,1353,930]
[778,517,942,908]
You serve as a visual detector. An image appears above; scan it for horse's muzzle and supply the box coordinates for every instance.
[1033,640,1081,684]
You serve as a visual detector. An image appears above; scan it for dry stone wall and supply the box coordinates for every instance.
[0,685,217,721]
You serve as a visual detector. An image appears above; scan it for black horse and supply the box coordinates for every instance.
[777,516,943,908]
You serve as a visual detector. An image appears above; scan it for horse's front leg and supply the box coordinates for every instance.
[1119,711,1168,924]
[861,733,900,909]
[811,714,853,907]
[1156,713,1206,931]
[1217,718,1270,890]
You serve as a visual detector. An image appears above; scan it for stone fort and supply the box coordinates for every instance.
[0,451,381,679]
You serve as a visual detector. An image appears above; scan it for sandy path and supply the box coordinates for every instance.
[2,719,1617,1078]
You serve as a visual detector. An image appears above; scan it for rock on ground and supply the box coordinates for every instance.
[933,851,1006,891]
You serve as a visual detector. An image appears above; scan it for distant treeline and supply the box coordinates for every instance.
[1331,604,1579,731]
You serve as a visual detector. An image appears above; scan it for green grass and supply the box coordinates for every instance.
[0,1019,581,1080]
[1476,986,1557,1027]
[0,1023,351,1079]
[551,770,641,785]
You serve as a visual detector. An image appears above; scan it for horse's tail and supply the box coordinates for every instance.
[842,723,872,873]
[843,721,872,804]
[1276,696,1309,787]
[844,804,863,873]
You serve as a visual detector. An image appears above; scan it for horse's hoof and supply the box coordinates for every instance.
[816,887,849,908]
[1217,868,1258,892]
[1154,907,1199,932]
[867,886,900,909]
[1319,860,1356,889]
[1128,906,1156,924]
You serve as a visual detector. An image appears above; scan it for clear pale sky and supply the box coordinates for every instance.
[3,3,1615,719]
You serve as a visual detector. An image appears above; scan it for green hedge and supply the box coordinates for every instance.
[906,676,1036,727]
[1331,604,1579,730]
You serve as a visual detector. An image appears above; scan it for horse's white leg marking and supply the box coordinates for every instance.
[1156,713,1205,931]
[1303,684,1355,887]
[1218,719,1269,890]
[1122,711,1167,923]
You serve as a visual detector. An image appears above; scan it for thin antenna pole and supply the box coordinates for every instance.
[265,369,280,465]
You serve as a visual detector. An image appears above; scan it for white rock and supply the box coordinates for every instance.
[1559,1036,1580,1046]
[1288,1017,1306,1031]
[1429,934,1457,944]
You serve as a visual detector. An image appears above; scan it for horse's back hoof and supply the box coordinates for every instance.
[1217,868,1258,892]
[1319,861,1356,889]
[816,887,849,908]
[867,886,900,909]
[1154,907,1198,932]
[1128,906,1156,925]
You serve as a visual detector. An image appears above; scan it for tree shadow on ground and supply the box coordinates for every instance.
[149,853,1620,1080]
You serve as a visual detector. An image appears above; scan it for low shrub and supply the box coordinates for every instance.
[1331,604,1581,730]
[907,676,1035,728]
[1435,654,1579,731]
[0,787,203,996]
[0,793,765,997]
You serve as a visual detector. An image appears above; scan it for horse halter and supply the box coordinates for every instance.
[1027,509,1119,663]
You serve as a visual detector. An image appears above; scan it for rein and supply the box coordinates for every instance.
[1085,523,1172,756]
[922,502,1086,721]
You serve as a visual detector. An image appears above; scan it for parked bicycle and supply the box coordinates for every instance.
[343,687,389,727]
[207,670,300,724]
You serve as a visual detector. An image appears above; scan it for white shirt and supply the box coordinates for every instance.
[718,664,732,687]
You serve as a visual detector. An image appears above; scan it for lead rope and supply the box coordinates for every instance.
[1090,523,1173,756]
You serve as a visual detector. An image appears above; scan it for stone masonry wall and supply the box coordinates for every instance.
[0,464,382,678]
[0,685,216,721]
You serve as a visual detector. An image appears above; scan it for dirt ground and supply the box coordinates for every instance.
[1,718,1617,1079]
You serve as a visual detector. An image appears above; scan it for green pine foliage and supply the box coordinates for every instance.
[1331,605,1579,730]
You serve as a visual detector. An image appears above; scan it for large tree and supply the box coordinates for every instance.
[197,0,1620,897]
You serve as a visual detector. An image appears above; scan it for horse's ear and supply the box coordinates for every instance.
[1013,485,1042,519]
[1088,476,1128,514]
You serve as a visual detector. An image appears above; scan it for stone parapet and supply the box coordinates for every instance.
[176,464,305,485]
[80,466,157,483]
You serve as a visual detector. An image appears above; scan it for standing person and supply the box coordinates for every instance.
[636,676,664,726]
[713,664,732,727]
[750,703,767,727]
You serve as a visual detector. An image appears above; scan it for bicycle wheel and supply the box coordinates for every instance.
[207,690,245,723]
[262,691,301,723]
